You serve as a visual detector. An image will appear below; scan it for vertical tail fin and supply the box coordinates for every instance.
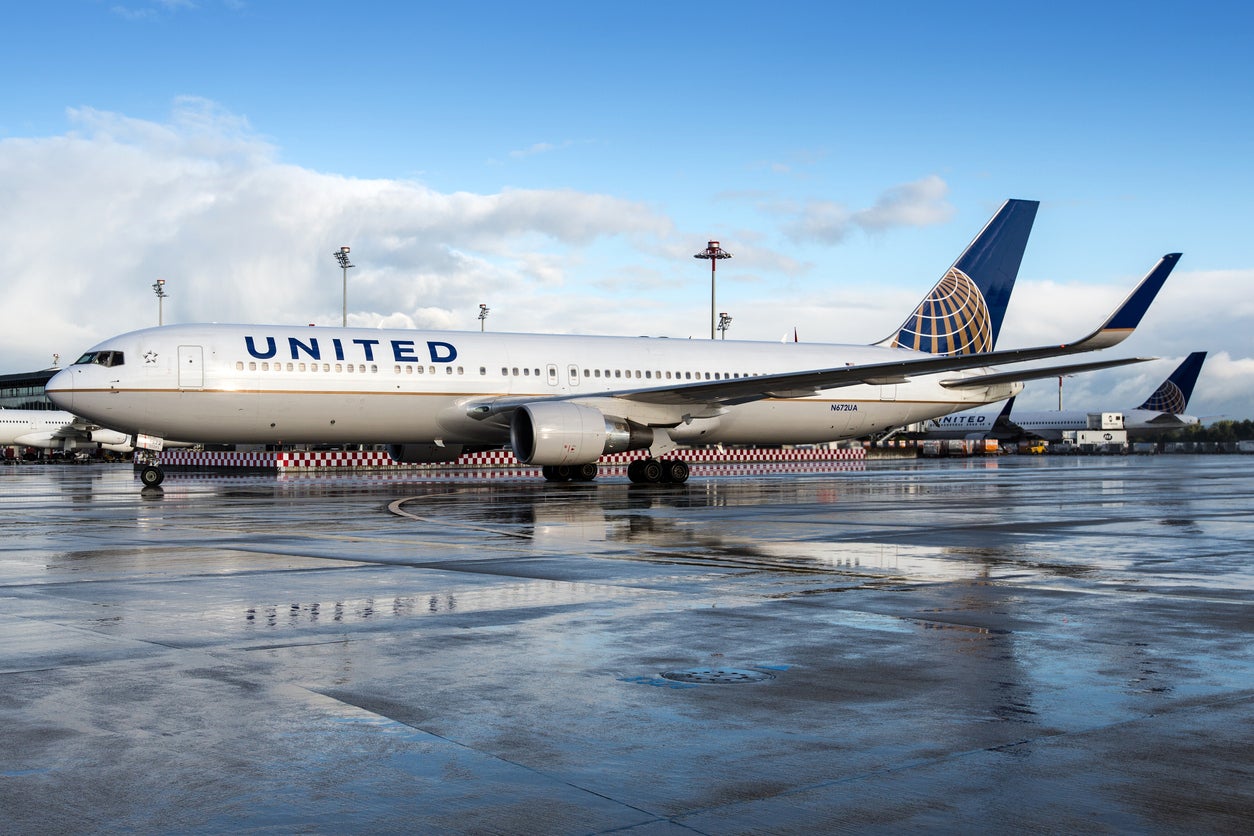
[1137,351,1207,412]
[878,199,1039,355]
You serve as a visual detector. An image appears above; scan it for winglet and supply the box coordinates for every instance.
[1065,253,1180,351]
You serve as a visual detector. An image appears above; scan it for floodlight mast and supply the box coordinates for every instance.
[334,246,354,327]
[693,241,731,339]
[478,303,490,332]
[717,311,733,339]
[151,279,168,326]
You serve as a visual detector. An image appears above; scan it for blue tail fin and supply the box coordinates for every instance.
[1137,351,1207,412]
[879,198,1038,355]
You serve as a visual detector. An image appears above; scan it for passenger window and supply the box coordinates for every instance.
[249,362,257,371]
[261,362,269,371]
[235,361,244,371]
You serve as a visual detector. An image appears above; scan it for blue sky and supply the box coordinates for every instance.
[2,0,1252,419]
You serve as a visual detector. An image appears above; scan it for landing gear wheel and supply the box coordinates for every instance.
[139,465,165,487]
[542,465,569,482]
[629,458,663,484]
[572,463,599,481]
[661,459,690,484]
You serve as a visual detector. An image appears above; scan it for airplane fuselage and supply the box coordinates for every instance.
[46,324,1017,450]
[924,407,1199,441]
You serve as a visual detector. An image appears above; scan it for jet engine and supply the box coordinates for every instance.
[510,402,652,466]
[90,428,132,447]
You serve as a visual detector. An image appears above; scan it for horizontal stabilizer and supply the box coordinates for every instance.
[939,357,1153,389]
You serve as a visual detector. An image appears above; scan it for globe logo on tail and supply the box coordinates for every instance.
[891,268,993,356]
[1141,381,1187,414]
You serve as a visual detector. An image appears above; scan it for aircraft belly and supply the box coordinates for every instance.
[79,390,503,446]
[709,398,969,445]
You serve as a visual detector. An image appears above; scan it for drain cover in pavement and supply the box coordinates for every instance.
[659,667,775,684]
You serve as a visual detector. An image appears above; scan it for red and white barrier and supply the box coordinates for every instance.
[158,445,865,472]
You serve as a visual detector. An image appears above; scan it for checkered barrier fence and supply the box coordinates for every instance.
[159,445,866,472]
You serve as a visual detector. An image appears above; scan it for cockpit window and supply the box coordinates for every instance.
[73,351,125,367]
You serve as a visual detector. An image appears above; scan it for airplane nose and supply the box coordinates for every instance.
[45,368,74,411]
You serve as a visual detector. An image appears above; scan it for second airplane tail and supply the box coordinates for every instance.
[878,198,1039,356]
[1137,351,1208,413]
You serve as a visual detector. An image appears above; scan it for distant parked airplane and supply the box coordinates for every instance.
[921,352,1207,440]
[0,408,133,453]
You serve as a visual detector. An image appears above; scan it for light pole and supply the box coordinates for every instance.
[478,303,490,332]
[334,246,354,327]
[717,311,732,339]
[152,279,168,326]
[1058,375,1074,410]
[694,240,731,339]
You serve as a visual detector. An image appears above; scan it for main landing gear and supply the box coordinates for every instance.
[539,458,691,484]
[627,457,689,485]
[541,463,600,482]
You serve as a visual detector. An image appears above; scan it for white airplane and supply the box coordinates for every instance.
[45,198,1181,488]
[922,351,1207,441]
[0,408,133,453]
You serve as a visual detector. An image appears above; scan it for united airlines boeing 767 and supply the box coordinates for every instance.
[44,199,1180,487]
[922,351,1208,441]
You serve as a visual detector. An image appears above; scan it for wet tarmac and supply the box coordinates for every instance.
[1,455,1252,834]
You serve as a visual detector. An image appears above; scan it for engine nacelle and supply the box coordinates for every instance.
[90,428,131,447]
[510,402,652,465]
[387,442,465,464]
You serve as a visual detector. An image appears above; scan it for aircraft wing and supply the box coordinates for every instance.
[610,252,1179,407]
[469,253,1177,419]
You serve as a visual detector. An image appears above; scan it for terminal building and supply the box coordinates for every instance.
[0,368,57,410]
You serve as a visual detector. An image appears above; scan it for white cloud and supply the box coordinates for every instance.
[778,175,955,243]
[852,175,954,231]
[0,102,678,366]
